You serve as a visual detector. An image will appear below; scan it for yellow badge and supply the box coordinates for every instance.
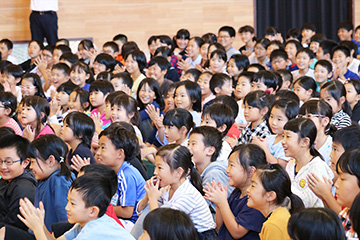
[299,179,306,188]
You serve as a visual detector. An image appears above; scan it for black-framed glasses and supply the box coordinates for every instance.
[0,159,21,165]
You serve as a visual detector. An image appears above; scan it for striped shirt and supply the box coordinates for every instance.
[3,117,22,135]
[160,179,216,233]
[238,120,271,144]
[331,109,351,130]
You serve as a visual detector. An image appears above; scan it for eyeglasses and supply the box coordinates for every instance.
[0,159,21,165]
[297,114,326,118]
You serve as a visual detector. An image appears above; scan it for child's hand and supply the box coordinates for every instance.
[23,125,36,142]
[17,198,45,232]
[307,173,332,200]
[225,135,238,149]
[91,112,103,134]
[71,155,91,172]
[144,176,162,201]
[49,98,60,117]
[251,136,267,149]
[204,180,228,206]
[113,64,126,74]
[141,147,157,164]
[194,64,205,72]
[145,104,159,123]
[177,59,191,72]
[118,84,131,95]
[34,55,47,72]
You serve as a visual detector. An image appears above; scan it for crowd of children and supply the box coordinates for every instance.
[1,21,360,239]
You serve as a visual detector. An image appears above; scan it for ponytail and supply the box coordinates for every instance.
[189,162,204,195]
[288,193,305,214]
[59,156,72,180]
[309,146,323,160]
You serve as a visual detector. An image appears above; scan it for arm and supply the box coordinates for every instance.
[113,206,134,219]
[252,136,288,168]
[204,181,249,239]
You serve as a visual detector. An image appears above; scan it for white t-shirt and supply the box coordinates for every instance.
[348,58,360,75]
[31,0,58,11]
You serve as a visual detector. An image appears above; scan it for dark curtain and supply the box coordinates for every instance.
[255,0,352,41]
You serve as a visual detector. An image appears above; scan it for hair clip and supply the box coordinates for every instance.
[59,156,65,163]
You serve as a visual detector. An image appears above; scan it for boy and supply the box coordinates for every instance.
[264,26,283,42]
[0,39,17,64]
[332,45,359,82]
[276,69,293,90]
[1,64,24,102]
[314,60,332,90]
[17,173,135,240]
[53,45,72,65]
[217,26,240,60]
[45,63,70,97]
[340,40,360,74]
[93,53,116,77]
[291,48,315,81]
[270,49,289,71]
[201,103,235,162]
[209,73,233,97]
[97,126,146,230]
[147,56,173,98]
[309,33,326,55]
[238,25,256,57]
[59,53,79,68]
[0,92,22,135]
[300,23,316,47]
[113,34,128,65]
[89,80,114,129]
[308,125,360,215]
[251,70,280,94]
[102,41,119,59]
[188,126,232,211]
[337,22,359,47]
[317,40,338,62]
[0,135,36,231]
[110,72,133,95]
[284,40,302,71]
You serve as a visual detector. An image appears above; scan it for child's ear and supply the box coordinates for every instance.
[47,155,57,167]
[205,146,215,157]
[306,89,313,97]
[300,137,311,149]
[175,166,185,178]
[179,126,188,135]
[4,108,11,117]
[283,81,291,89]
[339,96,346,105]
[320,116,330,127]
[214,87,221,95]
[86,73,90,79]
[266,191,277,202]
[248,166,256,177]
[116,148,125,161]
[21,158,30,169]
[82,102,90,110]
[345,56,351,63]
[327,72,332,79]
[260,106,269,116]
[88,206,100,218]
[15,77,21,84]
[217,124,227,133]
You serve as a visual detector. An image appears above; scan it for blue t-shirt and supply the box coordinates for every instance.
[344,69,359,80]
[110,161,146,223]
[34,169,75,232]
[64,214,135,240]
[218,188,265,240]
[82,83,90,91]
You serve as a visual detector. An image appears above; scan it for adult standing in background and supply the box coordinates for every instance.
[30,0,59,45]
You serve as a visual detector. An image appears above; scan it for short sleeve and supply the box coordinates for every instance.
[64,223,82,240]
[235,203,264,232]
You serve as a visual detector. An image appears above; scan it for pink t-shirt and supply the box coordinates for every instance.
[35,125,55,139]
[3,117,22,136]
[90,109,111,129]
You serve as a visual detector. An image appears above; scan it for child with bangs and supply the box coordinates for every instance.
[345,79,360,124]
[124,49,146,95]
[0,92,22,135]
[110,72,133,95]
[293,76,318,105]
[70,62,93,91]
[209,49,227,74]
[314,59,332,91]
[68,88,90,113]
[252,99,299,168]
[146,56,173,99]
[1,64,24,102]
[197,71,214,110]
[291,48,316,81]
[227,54,250,83]
[284,40,302,71]
[234,71,253,128]
[45,63,70,98]
[250,70,280,94]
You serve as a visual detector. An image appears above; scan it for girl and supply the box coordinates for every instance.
[20,73,46,98]
[70,62,93,91]
[110,94,143,142]
[0,92,22,135]
[209,49,227,74]
[335,148,360,238]
[252,99,299,168]
[140,208,197,240]
[197,71,214,110]
[78,39,95,65]
[174,80,202,126]
[202,43,226,69]
[20,96,54,141]
[283,118,334,208]
[299,99,334,165]
[320,80,352,129]
[288,208,346,240]
[345,79,360,124]
[28,135,75,232]
[247,164,304,240]
[158,108,194,146]
[248,38,270,67]
[124,49,146,95]
[178,37,203,72]
[137,78,164,143]
[293,76,318,104]
[227,54,250,83]
[60,111,96,167]
[164,83,176,113]
[234,71,254,128]
[204,144,267,240]
[20,40,44,73]
[137,144,217,240]
[198,42,210,68]
[173,29,190,57]
[68,88,90,113]
[239,90,272,144]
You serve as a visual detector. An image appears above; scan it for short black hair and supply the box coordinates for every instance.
[113,34,128,44]
[266,40,284,50]
[52,63,70,76]
[209,73,232,95]
[314,59,332,73]
[218,26,236,37]
[3,64,24,79]
[336,147,360,188]
[54,44,72,55]
[202,103,234,136]
[190,126,223,162]
[244,90,273,119]
[212,95,239,119]
[175,80,202,112]
[229,54,250,72]
[56,38,70,46]
[251,70,280,92]
[337,21,353,32]
[248,63,265,72]
[286,28,300,40]
[276,69,293,86]
[70,87,90,111]
[70,173,113,217]
[163,108,194,135]
[0,134,30,162]
[295,48,315,59]
[183,69,201,82]
[136,77,164,110]
[275,89,299,104]
[0,39,13,50]
[99,124,140,162]
[270,49,288,62]
[176,29,190,40]
[147,35,157,46]
[333,125,360,151]
[64,112,95,148]
[94,53,116,72]
[271,99,299,120]
[89,80,114,95]
[301,23,317,32]
[111,72,133,89]
[319,40,338,58]
[310,33,326,43]
[124,49,146,75]
[285,40,302,51]
[332,45,351,58]
[210,49,227,62]
[265,26,280,36]
[148,56,171,72]
[239,25,255,34]
[80,164,117,196]
[57,80,78,95]
[21,73,46,98]
[59,53,79,66]
[103,41,119,53]
[340,40,358,58]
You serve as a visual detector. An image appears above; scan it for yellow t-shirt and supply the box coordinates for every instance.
[259,207,291,240]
